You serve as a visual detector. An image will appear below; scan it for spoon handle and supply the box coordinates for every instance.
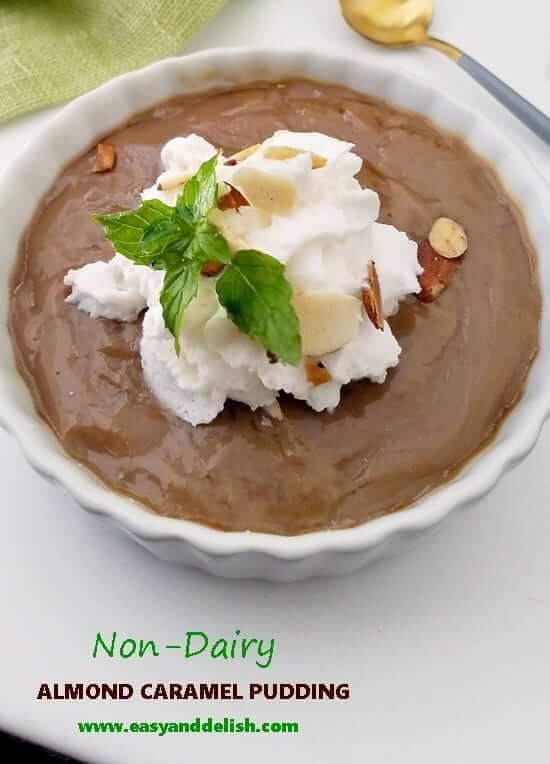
[458,53,550,146]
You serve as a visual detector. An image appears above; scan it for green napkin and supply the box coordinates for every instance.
[0,0,226,124]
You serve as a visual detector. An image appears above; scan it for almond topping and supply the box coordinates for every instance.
[207,208,245,253]
[224,144,261,166]
[361,260,384,331]
[218,185,250,211]
[263,145,327,169]
[201,260,224,277]
[293,291,362,356]
[305,358,332,386]
[416,239,458,303]
[157,171,190,191]
[311,155,328,170]
[429,217,468,259]
[233,167,297,216]
[93,143,116,173]
[263,400,284,421]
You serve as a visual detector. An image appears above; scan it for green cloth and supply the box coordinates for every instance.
[0,0,226,124]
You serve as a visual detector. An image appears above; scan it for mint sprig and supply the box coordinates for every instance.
[94,199,173,263]
[93,154,302,365]
[216,251,301,366]
[160,260,202,356]
[179,153,219,220]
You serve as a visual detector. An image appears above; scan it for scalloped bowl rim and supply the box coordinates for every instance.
[1,47,549,563]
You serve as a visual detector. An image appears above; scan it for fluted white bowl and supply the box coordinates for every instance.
[1,48,549,581]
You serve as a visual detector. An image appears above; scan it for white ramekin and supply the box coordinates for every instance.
[1,48,549,581]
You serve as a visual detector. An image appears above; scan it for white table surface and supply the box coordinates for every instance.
[1,1,550,762]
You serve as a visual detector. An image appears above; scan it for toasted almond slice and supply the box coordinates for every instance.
[264,146,302,161]
[263,145,327,169]
[305,358,332,386]
[361,260,384,331]
[233,167,297,216]
[207,208,245,253]
[201,260,225,277]
[311,154,328,170]
[263,400,284,421]
[224,144,261,166]
[157,171,190,191]
[93,143,116,173]
[217,184,250,211]
[293,290,362,357]
[416,239,458,303]
[429,217,468,259]
[238,206,273,230]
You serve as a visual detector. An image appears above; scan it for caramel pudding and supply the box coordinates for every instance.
[9,80,541,534]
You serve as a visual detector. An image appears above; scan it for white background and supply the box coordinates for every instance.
[1,1,550,761]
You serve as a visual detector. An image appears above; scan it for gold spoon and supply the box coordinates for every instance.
[340,0,550,145]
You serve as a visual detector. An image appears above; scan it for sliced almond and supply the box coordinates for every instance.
[263,400,284,421]
[311,155,327,170]
[207,208,245,253]
[238,206,273,230]
[157,171,190,191]
[183,279,219,331]
[201,260,224,277]
[361,260,384,331]
[233,167,297,216]
[224,144,261,166]
[293,290,362,357]
[263,145,327,169]
[416,239,458,303]
[93,143,116,173]
[429,217,468,259]
[305,358,332,386]
[217,184,250,211]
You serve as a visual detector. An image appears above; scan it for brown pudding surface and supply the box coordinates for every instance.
[9,80,541,535]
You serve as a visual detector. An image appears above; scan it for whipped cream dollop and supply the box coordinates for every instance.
[65,131,422,425]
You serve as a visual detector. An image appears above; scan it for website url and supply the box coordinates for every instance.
[78,717,299,736]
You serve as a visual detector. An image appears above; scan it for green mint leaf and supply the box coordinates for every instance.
[94,199,173,262]
[174,204,195,228]
[194,221,232,265]
[141,218,195,269]
[141,219,193,255]
[216,250,302,366]
[178,153,219,220]
[160,260,202,355]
